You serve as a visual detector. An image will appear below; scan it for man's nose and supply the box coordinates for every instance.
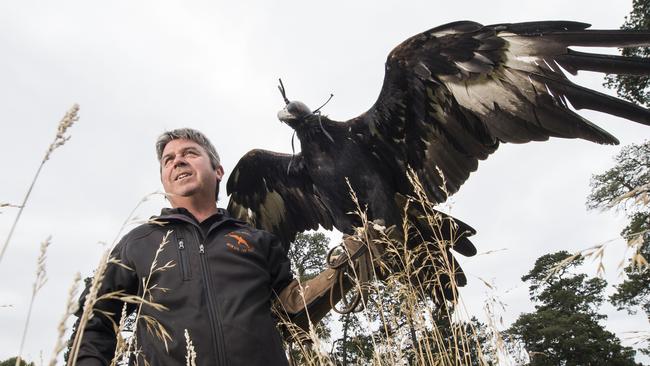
[172,155,188,168]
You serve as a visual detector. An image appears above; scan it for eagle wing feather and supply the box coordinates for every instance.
[349,20,650,202]
[226,149,334,248]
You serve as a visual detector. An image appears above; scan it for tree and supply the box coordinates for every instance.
[287,231,333,338]
[329,283,494,365]
[426,315,495,366]
[284,232,334,363]
[331,313,374,366]
[609,211,650,319]
[0,357,34,366]
[287,232,331,281]
[506,251,639,365]
[587,140,650,354]
[587,142,650,211]
[604,0,650,107]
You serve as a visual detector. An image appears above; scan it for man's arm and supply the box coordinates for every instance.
[275,268,351,332]
[269,233,382,336]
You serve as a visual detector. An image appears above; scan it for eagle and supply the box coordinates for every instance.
[226,20,650,300]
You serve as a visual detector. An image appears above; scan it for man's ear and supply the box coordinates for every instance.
[215,165,225,202]
[215,165,225,182]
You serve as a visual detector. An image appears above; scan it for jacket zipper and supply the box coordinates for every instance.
[195,231,229,366]
[177,235,191,281]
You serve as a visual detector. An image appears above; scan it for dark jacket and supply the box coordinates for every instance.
[76,208,293,366]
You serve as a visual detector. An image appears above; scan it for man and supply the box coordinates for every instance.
[72,128,367,366]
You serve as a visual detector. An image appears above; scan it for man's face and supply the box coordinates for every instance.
[160,138,223,203]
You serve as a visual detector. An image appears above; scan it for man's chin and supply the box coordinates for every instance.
[167,188,198,201]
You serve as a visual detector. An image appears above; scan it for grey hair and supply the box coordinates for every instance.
[156,128,220,169]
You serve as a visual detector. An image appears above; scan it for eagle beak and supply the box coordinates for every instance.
[277,108,294,123]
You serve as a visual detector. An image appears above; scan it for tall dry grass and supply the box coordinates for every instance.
[66,229,175,366]
[275,175,508,366]
[40,190,167,366]
[1,104,79,366]
[15,237,51,366]
[48,273,81,366]
[0,104,79,265]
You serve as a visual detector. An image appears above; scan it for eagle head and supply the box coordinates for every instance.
[277,101,312,127]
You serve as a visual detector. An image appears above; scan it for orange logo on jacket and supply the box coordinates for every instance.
[225,232,253,253]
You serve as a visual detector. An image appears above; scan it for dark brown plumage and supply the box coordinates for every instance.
[227,20,650,299]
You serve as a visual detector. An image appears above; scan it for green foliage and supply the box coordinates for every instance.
[428,315,496,366]
[610,211,650,319]
[506,252,639,365]
[285,231,333,362]
[287,232,330,281]
[610,212,650,310]
[287,232,332,337]
[0,357,34,366]
[331,313,374,365]
[522,251,607,317]
[604,0,650,107]
[587,142,650,211]
[328,291,493,365]
[587,140,650,354]
[508,311,637,365]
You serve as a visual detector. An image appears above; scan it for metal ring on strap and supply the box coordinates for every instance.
[326,240,369,314]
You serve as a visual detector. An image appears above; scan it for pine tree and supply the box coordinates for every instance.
[506,251,639,365]
[0,357,35,366]
[331,313,374,365]
[587,140,650,355]
[604,0,650,107]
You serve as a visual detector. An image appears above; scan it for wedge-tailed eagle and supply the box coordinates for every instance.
[226,21,650,299]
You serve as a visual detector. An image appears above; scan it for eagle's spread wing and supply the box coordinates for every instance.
[226,149,334,247]
[350,21,650,203]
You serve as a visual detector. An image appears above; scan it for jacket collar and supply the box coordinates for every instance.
[155,207,248,232]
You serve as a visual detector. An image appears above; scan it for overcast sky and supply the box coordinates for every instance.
[1,0,648,363]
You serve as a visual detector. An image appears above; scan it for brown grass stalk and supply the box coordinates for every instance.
[64,192,173,365]
[16,236,51,366]
[67,249,111,366]
[184,329,197,366]
[118,230,174,363]
[67,233,173,365]
[110,191,165,248]
[0,104,79,265]
[48,272,81,366]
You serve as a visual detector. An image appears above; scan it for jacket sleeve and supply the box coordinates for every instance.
[73,235,139,366]
[266,234,294,295]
